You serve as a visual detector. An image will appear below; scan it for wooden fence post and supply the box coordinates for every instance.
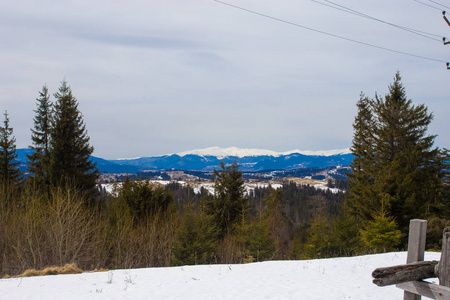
[403,219,427,300]
[374,222,450,299]
[439,227,450,288]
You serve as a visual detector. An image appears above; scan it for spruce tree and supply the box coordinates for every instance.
[304,209,331,258]
[236,216,275,262]
[360,210,402,253]
[346,72,449,239]
[0,111,22,191]
[114,177,174,223]
[264,189,291,259]
[346,93,377,223]
[171,210,219,266]
[49,80,98,199]
[207,161,246,237]
[371,73,446,230]
[27,85,53,185]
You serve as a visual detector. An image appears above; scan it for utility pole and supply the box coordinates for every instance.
[444,11,450,27]
[443,12,450,69]
[443,11,450,45]
[444,11,450,45]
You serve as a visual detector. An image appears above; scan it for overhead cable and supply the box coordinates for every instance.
[311,0,444,42]
[428,0,450,10]
[412,0,443,11]
[213,0,447,65]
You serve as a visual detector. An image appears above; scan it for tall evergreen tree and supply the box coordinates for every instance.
[207,161,246,237]
[49,80,98,199]
[0,111,22,191]
[27,85,53,185]
[346,93,377,223]
[371,73,447,230]
[346,72,449,238]
[304,209,332,259]
[264,189,291,259]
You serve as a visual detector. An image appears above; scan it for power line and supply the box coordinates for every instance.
[428,0,450,10]
[311,0,444,42]
[412,0,443,11]
[213,0,448,64]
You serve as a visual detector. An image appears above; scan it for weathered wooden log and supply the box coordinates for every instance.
[372,261,439,287]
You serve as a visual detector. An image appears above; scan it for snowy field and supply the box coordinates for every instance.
[0,252,440,300]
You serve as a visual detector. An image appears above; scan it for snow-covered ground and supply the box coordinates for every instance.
[0,252,440,299]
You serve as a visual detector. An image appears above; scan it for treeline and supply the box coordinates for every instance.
[0,164,347,277]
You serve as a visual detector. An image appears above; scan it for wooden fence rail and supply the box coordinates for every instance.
[372,219,450,300]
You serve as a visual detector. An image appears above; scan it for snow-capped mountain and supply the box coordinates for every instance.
[111,146,353,172]
[174,146,351,159]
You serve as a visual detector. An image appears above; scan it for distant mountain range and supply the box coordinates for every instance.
[109,147,353,172]
[17,147,354,173]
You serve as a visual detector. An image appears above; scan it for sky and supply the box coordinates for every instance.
[1,0,449,159]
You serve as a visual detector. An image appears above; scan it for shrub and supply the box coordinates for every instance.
[19,263,83,277]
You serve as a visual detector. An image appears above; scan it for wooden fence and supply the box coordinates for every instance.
[372,219,450,300]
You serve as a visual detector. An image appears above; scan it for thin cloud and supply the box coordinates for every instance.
[76,32,199,49]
